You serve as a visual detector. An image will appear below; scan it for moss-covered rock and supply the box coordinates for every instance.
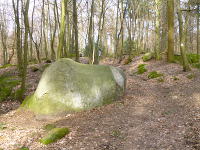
[148,71,163,79]
[137,64,147,74]
[40,128,70,145]
[142,53,153,62]
[22,58,126,115]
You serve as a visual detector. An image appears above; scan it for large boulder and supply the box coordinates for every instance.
[22,58,126,115]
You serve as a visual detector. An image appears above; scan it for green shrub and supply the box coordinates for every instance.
[174,54,200,64]
[148,71,163,79]
[174,55,182,64]
[40,128,70,145]
[137,64,147,74]
[192,63,200,69]
[0,74,20,102]
[187,54,199,64]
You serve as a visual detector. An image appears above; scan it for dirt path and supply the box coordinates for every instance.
[0,58,200,150]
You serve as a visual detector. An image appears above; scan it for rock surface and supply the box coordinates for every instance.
[22,58,126,115]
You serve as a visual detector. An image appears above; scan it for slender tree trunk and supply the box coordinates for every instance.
[73,0,79,62]
[167,0,174,62]
[177,0,190,71]
[57,0,67,59]
[88,0,94,64]
[115,0,120,58]
[96,0,105,64]
[42,0,48,59]
[197,5,199,61]
[155,0,161,60]
[21,0,30,101]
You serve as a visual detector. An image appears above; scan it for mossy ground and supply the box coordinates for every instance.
[137,64,147,74]
[0,122,7,130]
[187,73,195,79]
[40,128,70,145]
[0,64,16,69]
[148,71,163,79]
[16,147,29,150]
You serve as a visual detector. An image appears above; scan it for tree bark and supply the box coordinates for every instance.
[167,0,174,62]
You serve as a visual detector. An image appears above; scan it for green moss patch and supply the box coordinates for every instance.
[173,76,179,81]
[148,71,163,79]
[137,64,147,74]
[0,74,20,102]
[142,53,153,62]
[0,122,7,130]
[111,130,121,137]
[16,147,29,150]
[0,64,16,69]
[40,128,70,145]
[187,73,195,79]
[157,77,164,82]
[43,124,56,131]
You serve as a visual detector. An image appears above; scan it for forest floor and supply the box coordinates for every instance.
[0,57,200,150]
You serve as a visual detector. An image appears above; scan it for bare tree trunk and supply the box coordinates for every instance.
[177,0,190,71]
[197,5,199,61]
[155,0,161,60]
[96,0,105,64]
[167,0,174,62]
[57,0,67,59]
[88,0,94,64]
[73,0,79,62]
